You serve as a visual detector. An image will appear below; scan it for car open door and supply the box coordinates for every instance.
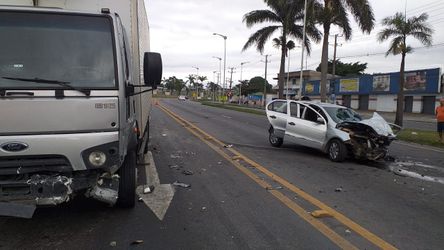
[266,100,288,138]
[285,102,327,150]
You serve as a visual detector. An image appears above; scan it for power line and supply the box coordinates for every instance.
[338,42,444,59]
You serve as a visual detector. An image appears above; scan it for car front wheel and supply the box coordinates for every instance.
[269,129,283,147]
[327,139,347,162]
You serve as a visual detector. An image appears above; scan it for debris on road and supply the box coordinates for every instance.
[169,164,181,170]
[217,161,222,165]
[345,229,351,234]
[109,241,117,247]
[182,170,194,175]
[224,144,233,148]
[138,197,143,202]
[335,187,343,192]
[170,154,181,159]
[173,181,191,188]
[130,240,144,245]
[201,206,207,212]
[311,210,333,218]
[143,185,155,194]
[161,133,167,137]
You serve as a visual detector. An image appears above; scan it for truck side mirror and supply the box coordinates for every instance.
[143,52,162,88]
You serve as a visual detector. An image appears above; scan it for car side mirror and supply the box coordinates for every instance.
[143,52,162,89]
[316,117,325,124]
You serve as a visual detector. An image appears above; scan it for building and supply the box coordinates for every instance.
[276,68,443,114]
[273,70,337,97]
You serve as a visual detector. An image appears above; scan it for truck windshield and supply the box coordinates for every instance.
[0,11,116,89]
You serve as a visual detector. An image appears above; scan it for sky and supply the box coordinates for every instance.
[145,0,444,86]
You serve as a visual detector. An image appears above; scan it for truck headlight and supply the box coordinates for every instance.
[88,151,107,167]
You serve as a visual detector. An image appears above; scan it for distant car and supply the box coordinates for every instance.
[266,100,401,162]
[178,95,186,101]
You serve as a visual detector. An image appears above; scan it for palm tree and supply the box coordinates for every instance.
[242,0,321,99]
[273,36,296,97]
[272,36,296,56]
[314,0,375,102]
[377,12,433,126]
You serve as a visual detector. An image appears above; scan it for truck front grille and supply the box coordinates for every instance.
[0,155,72,175]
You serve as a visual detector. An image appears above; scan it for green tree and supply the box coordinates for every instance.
[242,76,273,95]
[242,0,321,99]
[377,12,433,126]
[315,60,367,76]
[163,76,185,95]
[313,0,375,102]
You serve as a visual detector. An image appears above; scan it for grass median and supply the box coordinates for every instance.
[200,101,265,116]
[200,101,444,149]
[397,129,444,149]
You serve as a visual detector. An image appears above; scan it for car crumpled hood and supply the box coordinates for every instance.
[337,112,396,138]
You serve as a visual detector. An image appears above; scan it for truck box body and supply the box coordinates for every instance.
[0,0,162,214]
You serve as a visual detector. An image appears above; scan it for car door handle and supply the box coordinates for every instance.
[288,122,296,126]
[269,115,277,119]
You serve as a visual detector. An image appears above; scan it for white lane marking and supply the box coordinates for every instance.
[136,152,175,221]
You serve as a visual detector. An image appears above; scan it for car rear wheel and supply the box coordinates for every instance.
[117,150,136,208]
[327,139,347,162]
[269,129,283,147]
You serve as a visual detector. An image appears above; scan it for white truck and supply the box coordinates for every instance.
[0,0,162,217]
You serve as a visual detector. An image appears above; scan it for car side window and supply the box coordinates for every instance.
[300,104,322,123]
[268,101,288,114]
[309,104,328,122]
[290,102,298,118]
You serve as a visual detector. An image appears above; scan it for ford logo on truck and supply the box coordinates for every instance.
[1,142,29,152]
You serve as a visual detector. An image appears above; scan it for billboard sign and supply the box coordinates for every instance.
[340,78,359,92]
[373,75,390,92]
[404,71,427,91]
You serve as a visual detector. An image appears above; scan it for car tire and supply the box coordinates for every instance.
[269,129,283,147]
[327,139,347,162]
[117,150,136,208]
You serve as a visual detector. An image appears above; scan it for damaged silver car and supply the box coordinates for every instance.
[266,100,401,162]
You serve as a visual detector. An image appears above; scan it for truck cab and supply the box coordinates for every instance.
[0,0,162,217]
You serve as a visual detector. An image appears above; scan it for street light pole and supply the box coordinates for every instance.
[297,0,308,100]
[192,66,199,99]
[240,61,249,104]
[263,54,271,107]
[213,33,227,102]
[212,56,222,101]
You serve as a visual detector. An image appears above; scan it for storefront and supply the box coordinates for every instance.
[300,68,443,114]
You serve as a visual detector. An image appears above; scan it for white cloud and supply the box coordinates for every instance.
[146,0,444,85]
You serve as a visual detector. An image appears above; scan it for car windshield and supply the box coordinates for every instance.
[0,11,115,89]
[323,106,362,123]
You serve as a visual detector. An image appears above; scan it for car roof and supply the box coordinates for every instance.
[271,99,346,109]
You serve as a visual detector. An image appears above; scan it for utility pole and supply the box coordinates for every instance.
[228,67,236,89]
[263,54,271,106]
[332,34,343,76]
[228,67,236,101]
[240,61,249,105]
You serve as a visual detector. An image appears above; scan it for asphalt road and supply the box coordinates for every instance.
[0,98,443,249]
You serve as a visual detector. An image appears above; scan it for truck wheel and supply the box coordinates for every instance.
[117,150,136,208]
[269,129,283,147]
[327,139,347,162]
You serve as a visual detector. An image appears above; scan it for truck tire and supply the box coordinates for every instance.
[117,150,136,208]
[269,129,283,147]
[327,139,347,162]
